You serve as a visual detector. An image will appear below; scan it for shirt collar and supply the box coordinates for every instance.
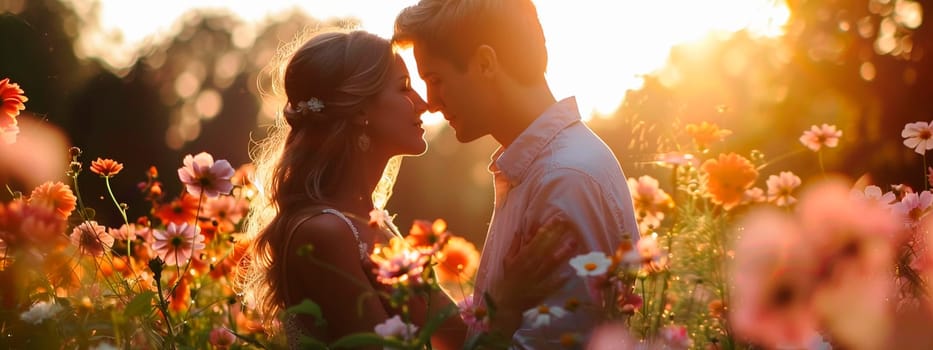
[488,97,582,184]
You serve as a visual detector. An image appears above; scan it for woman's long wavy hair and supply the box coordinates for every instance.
[235,28,395,325]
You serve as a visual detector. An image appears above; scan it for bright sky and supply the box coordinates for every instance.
[63,0,790,121]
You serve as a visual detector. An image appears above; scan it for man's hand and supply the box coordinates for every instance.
[489,216,577,334]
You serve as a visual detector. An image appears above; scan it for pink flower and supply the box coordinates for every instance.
[741,187,766,206]
[70,221,115,256]
[457,297,489,332]
[850,185,896,207]
[902,121,933,155]
[660,325,693,349]
[730,209,819,349]
[586,322,640,350]
[799,124,842,151]
[177,152,235,198]
[654,152,701,168]
[628,175,674,233]
[108,223,138,241]
[892,190,933,228]
[369,237,427,286]
[209,327,236,349]
[766,171,802,207]
[796,179,899,349]
[152,222,205,266]
[204,196,249,233]
[374,315,419,341]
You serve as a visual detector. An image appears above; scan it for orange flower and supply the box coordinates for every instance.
[169,274,191,312]
[686,121,732,150]
[28,181,77,219]
[0,78,27,144]
[434,236,480,284]
[231,163,257,198]
[90,158,124,177]
[406,219,450,254]
[154,194,200,225]
[702,153,759,210]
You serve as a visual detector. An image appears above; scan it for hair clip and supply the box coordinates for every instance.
[296,97,325,113]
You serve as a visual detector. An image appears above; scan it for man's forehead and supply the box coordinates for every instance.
[412,45,444,72]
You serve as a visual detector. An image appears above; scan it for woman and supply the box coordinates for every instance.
[235,30,572,349]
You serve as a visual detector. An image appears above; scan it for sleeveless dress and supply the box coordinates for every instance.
[281,208,396,349]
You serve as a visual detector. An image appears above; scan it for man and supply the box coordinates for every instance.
[394,0,640,347]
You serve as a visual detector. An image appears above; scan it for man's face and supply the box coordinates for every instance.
[413,44,493,143]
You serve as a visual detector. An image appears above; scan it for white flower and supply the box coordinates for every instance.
[569,252,612,277]
[523,304,567,328]
[902,121,933,155]
[298,97,325,113]
[20,301,63,325]
[374,315,418,341]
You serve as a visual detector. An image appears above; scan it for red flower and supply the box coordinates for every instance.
[154,194,200,226]
[90,158,124,177]
[0,78,27,144]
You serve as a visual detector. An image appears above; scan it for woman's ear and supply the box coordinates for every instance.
[472,45,499,79]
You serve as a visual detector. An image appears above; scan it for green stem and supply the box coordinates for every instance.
[71,174,90,222]
[755,148,807,172]
[818,150,826,175]
[921,153,930,190]
[155,273,177,349]
[104,176,131,257]
[168,193,203,300]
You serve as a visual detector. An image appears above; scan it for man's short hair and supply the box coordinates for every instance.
[393,0,548,85]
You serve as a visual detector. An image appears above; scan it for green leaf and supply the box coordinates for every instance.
[330,333,405,349]
[285,299,327,327]
[124,291,156,318]
[298,335,329,350]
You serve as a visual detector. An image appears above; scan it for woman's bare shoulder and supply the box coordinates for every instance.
[285,210,358,257]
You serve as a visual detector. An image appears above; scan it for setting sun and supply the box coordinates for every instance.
[63,0,789,124]
[64,0,789,126]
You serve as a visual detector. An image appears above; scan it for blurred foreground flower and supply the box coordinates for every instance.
[0,114,69,189]
[731,178,901,349]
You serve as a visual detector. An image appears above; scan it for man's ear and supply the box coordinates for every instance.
[472,45,499,79]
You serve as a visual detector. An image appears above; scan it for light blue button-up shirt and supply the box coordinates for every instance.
[469,97,641,348]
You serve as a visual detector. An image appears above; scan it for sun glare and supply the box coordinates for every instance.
[63,0,790,126]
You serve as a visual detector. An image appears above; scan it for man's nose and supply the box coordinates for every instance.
[426,90,442,113]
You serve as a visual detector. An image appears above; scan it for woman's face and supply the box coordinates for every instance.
[363,55,429,157]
